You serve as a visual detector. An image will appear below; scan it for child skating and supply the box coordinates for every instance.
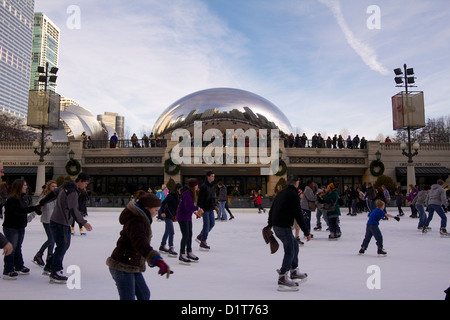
[358,200,400,256]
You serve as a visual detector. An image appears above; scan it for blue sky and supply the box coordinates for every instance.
[34,0,450,140]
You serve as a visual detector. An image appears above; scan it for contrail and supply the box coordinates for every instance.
[318,0,389,75]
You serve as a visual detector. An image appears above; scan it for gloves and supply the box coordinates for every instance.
[394,216,400,222]
[154,258,173,278]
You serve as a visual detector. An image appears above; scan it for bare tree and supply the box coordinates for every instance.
[393,115,450,143]
[0,111,41,142]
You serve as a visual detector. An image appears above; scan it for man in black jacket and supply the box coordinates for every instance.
[196,171,216,250]
[268,175,311,291]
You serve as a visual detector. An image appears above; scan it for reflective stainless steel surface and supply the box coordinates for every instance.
[152,88,293,136]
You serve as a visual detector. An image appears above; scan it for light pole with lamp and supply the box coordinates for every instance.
[28,62,58,194]
[393,64,425,187]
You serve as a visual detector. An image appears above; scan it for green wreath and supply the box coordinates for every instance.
[370,160,385,176]
[164,158,181,175]
[65,159,81,176]
[275,159,287,176]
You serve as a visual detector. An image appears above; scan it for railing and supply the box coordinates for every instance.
[0,141,69,150]
[380,142,450,151]
[82,139,167,149]
[283,138,367,149]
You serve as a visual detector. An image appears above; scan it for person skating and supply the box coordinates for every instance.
[38,173,93,283]
[267,175,311,291]
[106,193,172,300]
[318,183,341,240]
[196,171,216,250]
[177,179,203,264]
[2,179,42,279]
[412,185,430,231]
[358,200,400,256]
[33,180,57,268]
[422,179,449,236]
[159,183,182,257]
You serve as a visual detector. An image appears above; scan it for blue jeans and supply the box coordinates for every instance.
[415,204,427,228]
[218,201,227,220]
[109,268,150,300]
[38,223,55,257]
[201,210,215,241]
[46,221,71,273]
[361,224,383,249]
[303,209,311,232]
[2,227,25,274]
[425,204,447,228]
[161,218,174,247]
[273,226,298,274]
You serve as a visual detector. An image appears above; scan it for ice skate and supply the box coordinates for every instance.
[18,267,30,275]
[159,245,169,254]
[178,254,191,265]
[328,233,338,241]
[277,270,299,292]
[295,236,304,247]
[2,271,18,280]
[199,240,210,251]
[440,228,450,237]
[290,268,307,283]
[167,246,178,257]
[377,248,387,256]
[33,253,45,267]
[358,247,366,255]
[187,252,199,263]
[49,270,68,284]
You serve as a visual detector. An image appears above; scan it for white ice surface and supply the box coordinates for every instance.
[1,207,449,300]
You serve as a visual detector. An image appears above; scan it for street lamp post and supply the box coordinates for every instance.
[394,64,419,186]
[32,62,58,194]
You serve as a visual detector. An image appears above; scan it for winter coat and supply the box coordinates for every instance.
[106,201,160,273]
[412,190,428,206]
[321,190,341,218]
[3,195,41,229]
[160,191,179,220]
[176,189,199,222]
[427,184,449,206]
[217,185,227,201]
[38,194,56,224]
[252,194,263,205]
[300,186,316,211]
[267,185,310,237]
[39,180,87,227]
[197,180,216,211]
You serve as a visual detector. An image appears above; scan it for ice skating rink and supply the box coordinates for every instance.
[1,206,449,300]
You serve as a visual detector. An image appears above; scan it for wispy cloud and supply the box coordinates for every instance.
[317,0,389,75]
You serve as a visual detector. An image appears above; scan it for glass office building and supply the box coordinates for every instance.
[29,12,60,92]
[0,0,35,118]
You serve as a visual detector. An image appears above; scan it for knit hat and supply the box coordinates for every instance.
[76,172,90,182]
[328,183,337,191]
[188,178,199,188]
[137,193,161,208]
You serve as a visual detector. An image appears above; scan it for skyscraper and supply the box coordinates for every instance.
[0,0,35,118]
[30,12,60,92]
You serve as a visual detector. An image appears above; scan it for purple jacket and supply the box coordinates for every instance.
[176,189,199,222]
